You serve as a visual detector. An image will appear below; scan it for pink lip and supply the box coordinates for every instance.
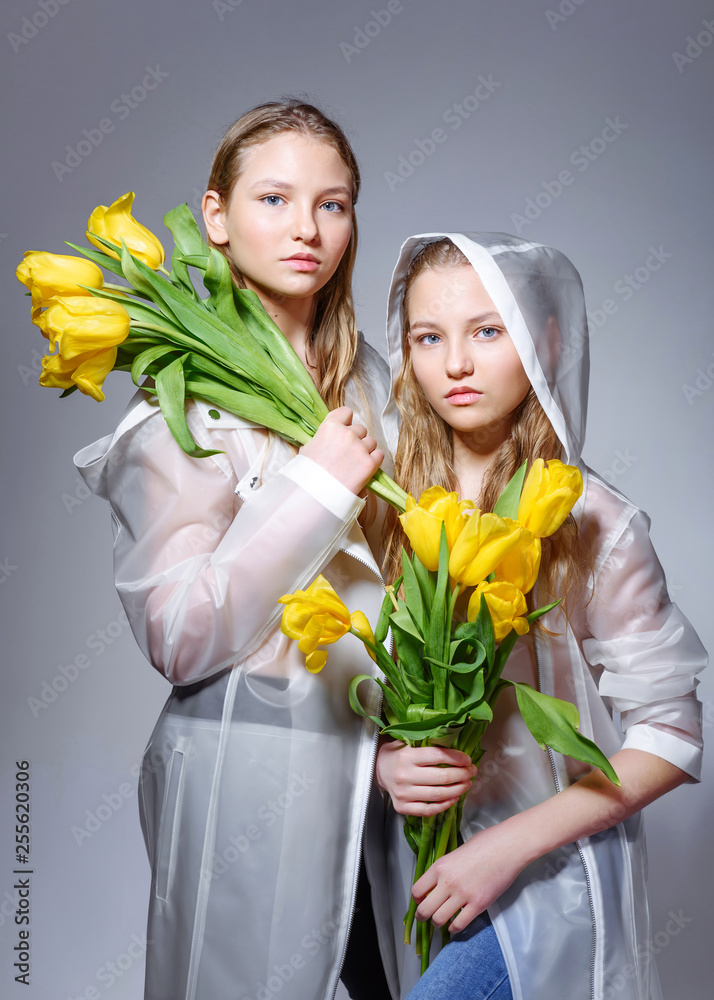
[446,386,482,405]
[283,253,320,272]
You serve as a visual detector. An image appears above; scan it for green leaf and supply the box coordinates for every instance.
[375,579,401,644]
[163,204,209,297]
[510,682,620,785]
[401,549,425,635]
[65,240,134,281]
[203,248,246,330]
[427,524,450,660]
[184,378,311,444]
[348,674,386,728]
[155,357,222,458]
[131,344,182,385]
[473,595,495,669]
[390,606,423,643]
[493,460,528,519]
[411,550,435,606]
[526,600,560,623]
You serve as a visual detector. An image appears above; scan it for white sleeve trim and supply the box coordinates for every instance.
[280,455,365,522]
[620,723,702,782]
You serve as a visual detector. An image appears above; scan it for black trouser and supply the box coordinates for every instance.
[340,860,393,999]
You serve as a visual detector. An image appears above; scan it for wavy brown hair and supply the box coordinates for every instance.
[205,99,364,409]
[383,239,588,613]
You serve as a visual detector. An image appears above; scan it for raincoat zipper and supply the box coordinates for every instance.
[329,545,387,1000]
[534,635,597,1000]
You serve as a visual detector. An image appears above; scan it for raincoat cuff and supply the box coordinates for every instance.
[620,723,702,782]
[281,455,365,522]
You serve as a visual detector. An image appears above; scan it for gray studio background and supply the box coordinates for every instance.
[1,0,713,997]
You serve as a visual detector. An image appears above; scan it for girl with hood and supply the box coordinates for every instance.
[74,102,394,1000]
[370,233,706,1000]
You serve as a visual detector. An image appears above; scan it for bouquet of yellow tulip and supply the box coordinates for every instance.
[16,192,407,511]
[279,458,619,973]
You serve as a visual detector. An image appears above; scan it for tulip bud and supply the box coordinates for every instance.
[279,575,354,672]
[518,459,583,538]
[449,511,524,588]
[87,191,165,270]
[37,295,130,358]
[399,486,475,571]
[17,251,104,323]
[467,580,529,643]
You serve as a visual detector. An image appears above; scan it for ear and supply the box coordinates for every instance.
[202,190,228,245]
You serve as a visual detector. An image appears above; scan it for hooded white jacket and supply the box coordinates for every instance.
[74,336,395,1000]
[368,233,706,1000]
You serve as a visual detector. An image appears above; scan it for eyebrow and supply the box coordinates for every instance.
[409,312,503,332]
[248,178,353,199]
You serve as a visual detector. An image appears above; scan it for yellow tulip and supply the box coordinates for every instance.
[36,295,130,359]
[467,580,529,643]
[16,251,104,324]
[518,459,583,538]
[87,192,165,269]
[39,347,118,402]
[449,511,524,588]
[279,575,353,673]
[494,532,541,594]
[399,486,475,571]
[350,610,378,663]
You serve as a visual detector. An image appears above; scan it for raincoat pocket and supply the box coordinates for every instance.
[155,746,187,902]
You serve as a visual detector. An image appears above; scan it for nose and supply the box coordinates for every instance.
[445,340,474,378]
[291,201,319,244]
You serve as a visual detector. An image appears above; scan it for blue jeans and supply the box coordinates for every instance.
[405,913,513,1000]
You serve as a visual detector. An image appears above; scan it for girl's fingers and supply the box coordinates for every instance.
[447,907,477,935]
[396,796,460,817]
[412,868,437,902]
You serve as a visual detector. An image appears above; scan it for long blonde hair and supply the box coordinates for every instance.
[205,100,364,409]
[383,239,586,608]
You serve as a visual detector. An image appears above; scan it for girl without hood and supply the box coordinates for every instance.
[74,102,394,1000]
[369,232,706,1000]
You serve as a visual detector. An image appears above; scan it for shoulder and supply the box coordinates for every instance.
[579,465,657,578]
[74,390,261,500]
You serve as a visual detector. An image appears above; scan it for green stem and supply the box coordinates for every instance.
[365,468,408,513]
[403,814,436,945]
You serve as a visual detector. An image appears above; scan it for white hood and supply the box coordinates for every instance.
[384,232,590,464]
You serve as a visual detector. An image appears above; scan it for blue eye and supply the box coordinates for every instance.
[477,327,499,340]
[321,200,344,212]
[416,333,441,346]
[262,195,285,206]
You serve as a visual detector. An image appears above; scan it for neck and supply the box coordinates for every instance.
[451,423,512,502]
[244,279,318,381]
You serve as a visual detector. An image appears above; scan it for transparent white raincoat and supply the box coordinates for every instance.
[367,233,707,1000]
[74,337,395,1000]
